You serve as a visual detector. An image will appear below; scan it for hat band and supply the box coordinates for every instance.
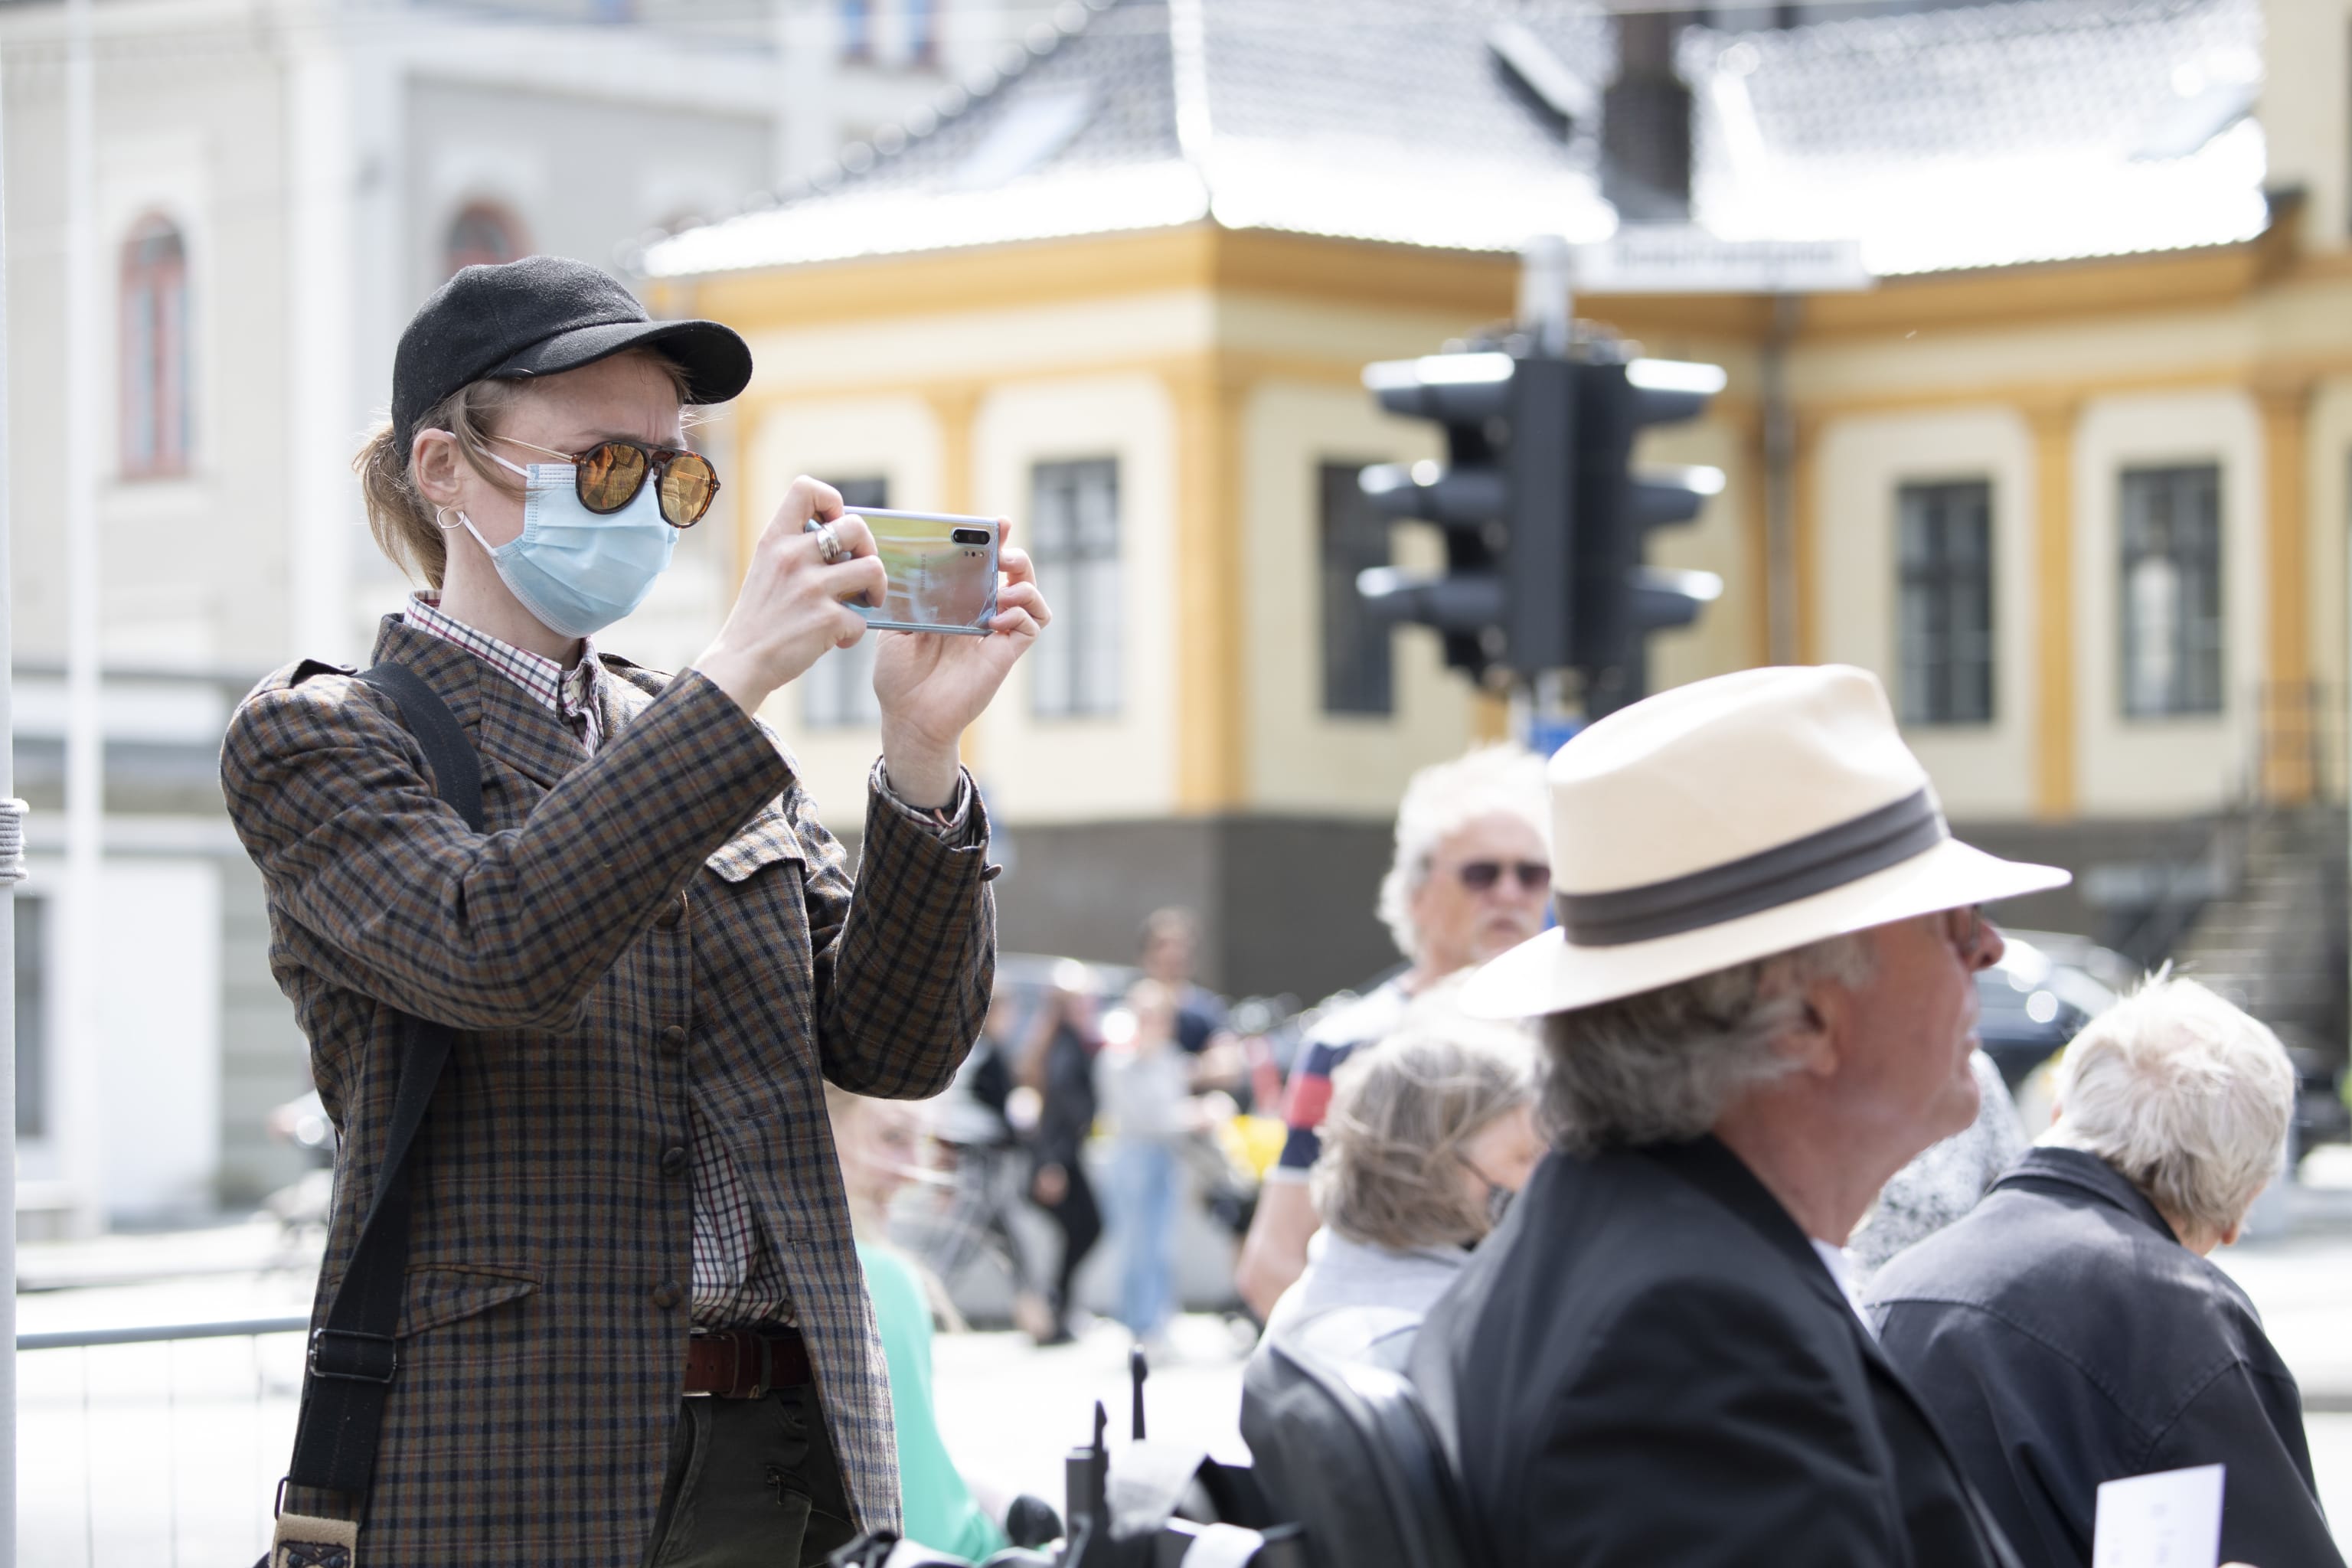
[1555,788,1946,947]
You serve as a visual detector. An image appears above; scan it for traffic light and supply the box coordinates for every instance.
[1567,354,1727,714]
[1353,339,1724,705]
[1353,348,1575,683]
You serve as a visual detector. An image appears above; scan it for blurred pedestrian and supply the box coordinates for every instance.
[1096,979,1206,1344]
[825,1086,1011,1564]
[1141,906,1246,1096]
[1870,978,2341,1568]
[224,256,1044,1566]
[1413,665,2065,1566]
[929,988,1054,1340]
[1236,744,1549,1317]
[1020,961,1106,1344]
[1847,1048,2028,1282]
[1257,1011,1542,1370]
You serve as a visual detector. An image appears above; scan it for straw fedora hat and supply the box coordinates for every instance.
[1464,664,2070,1020]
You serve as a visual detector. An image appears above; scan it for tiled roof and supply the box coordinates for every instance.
[1681,0,2268,276]
[642,0,1617,279]
[645,0,2275,286]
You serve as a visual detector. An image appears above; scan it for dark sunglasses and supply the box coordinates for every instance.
[495,436,720,528]
[1455,860,1551,893]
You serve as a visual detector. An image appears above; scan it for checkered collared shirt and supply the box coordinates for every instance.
[403,594,795,1327]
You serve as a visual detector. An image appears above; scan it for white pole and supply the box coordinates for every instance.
[286,26,357,662]
[61,0,106,1239]
[1517,232,1573,357]
[0,17,23,1560]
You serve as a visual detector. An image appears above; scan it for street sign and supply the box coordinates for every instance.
[1575,227,1872,294]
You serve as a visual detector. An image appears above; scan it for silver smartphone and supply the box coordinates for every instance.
[830,508,1000,635]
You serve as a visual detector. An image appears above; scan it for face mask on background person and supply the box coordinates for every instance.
[459,452,678,638]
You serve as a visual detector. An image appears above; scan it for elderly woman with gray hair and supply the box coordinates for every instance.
[1256,1016,1544,1371]
[1868,978,2341,1568]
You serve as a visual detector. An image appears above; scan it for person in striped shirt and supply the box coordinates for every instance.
[1234,745,1550,1319]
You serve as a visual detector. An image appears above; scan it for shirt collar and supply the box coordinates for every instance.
[1993,1144,2182,1245]
[403,593,601,725]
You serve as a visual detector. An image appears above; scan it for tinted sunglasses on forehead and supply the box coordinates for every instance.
[493,435,720,528]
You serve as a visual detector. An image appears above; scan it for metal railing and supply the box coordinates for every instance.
[15,1316,309,1566]
[2255,679,2344,807]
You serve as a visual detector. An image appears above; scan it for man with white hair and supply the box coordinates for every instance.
[1235,744,1550,1318]
[1412,665,2057,1566]
[1868,978,2342,1568]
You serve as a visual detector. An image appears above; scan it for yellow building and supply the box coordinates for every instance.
[645,0,2347,1034]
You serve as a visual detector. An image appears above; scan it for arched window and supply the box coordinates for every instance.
[119,214,190,479]
[444,202,528,277]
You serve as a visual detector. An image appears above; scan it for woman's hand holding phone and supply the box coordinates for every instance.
[872,521,1048,806]
[691,475,885,714]
[691,476,1049,810]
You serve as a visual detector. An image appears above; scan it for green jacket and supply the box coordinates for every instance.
[859,1241,1009,1561]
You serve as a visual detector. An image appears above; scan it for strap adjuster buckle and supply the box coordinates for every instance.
[309,1327,399,1385]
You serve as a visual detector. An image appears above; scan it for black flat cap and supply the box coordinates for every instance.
[390,255,753,458]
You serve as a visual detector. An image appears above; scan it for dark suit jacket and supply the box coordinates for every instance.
[1410,1137,2017,1568]
[1868,1147,2341,1568]
[222,617,995,1564]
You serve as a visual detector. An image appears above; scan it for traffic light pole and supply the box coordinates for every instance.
[1357,239,1725,740]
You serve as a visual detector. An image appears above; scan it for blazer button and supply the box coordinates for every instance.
[651,1280,684,1310]
[661,1145,688,1175]
[659,1025,688,1057]
[655,894,686,931]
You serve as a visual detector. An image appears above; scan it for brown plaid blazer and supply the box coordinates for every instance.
[221,616,995,1564]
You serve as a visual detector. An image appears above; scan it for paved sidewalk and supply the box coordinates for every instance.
[15,1184,2352,1562]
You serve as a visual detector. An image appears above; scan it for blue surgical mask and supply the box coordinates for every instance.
[461,452,677,638]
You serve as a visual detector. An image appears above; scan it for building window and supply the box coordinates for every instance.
[1895,480,1994,727]
[2119,464,2224,717]
[906,0,936,64]
[444,201,528,277]
[15,895,44,1140]
[840,0,873,59]
[1321,461,1393,715]
[802,478,889,730]
[119,214,190,479]
[1029,458,1121,718]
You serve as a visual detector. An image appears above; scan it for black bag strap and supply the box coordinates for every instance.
[283,661,483,1499]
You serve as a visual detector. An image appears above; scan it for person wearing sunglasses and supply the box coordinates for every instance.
[224,256,1047,1567]
[1236,744,1550,1319]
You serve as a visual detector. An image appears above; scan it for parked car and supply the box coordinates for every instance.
[1975,929,2125,1092]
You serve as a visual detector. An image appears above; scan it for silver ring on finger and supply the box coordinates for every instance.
[807,519,844,564]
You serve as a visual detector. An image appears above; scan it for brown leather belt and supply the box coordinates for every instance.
[683,1325,813,1399]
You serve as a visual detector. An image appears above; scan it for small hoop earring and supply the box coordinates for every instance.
[433,505,468,533]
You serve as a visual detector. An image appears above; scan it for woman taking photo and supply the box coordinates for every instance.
[224,256,1046,1567]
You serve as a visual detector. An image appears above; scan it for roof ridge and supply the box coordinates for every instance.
[1167,0,1212,175]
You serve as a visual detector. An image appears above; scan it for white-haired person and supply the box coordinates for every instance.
[1236,744,1550,1318]
[1868,978,2342,1568]
[1256,1013,1544,1371]
[1411,665,2056,1566]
